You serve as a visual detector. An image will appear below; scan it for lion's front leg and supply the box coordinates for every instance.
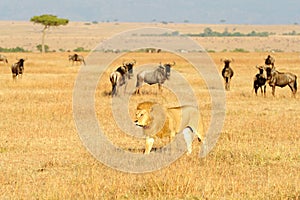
[145,137,154,154]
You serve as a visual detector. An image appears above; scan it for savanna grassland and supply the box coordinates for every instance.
[0,22,300,199]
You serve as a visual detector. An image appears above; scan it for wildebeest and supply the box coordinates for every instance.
[69,54,86,65]
[122,59,136,79]
[221,58,234,91]
[11,58,26,79]
[265,55,275,67]
[253,66,267,96]
[0,54,8,64]
[109,60,137,96]
[110,70,127,96]
[265,66,297,97]
[135,62,175,94]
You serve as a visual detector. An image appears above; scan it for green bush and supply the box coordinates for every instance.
[283,30,300,35]
[184,28,273,37]
[231,48,249,53]
[73,47,90,52]
[0,46,28,52]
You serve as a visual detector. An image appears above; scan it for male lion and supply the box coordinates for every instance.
[134,101,204,154]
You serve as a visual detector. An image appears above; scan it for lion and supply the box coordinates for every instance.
[134,101,204,154]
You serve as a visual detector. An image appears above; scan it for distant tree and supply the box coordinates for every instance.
[30,14,69,53]
[36,44,49,52]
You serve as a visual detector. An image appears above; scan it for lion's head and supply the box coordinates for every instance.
[135,101,156,128]
[135,109,151,128]
[134,101,169,137]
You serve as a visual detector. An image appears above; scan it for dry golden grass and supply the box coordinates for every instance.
[0,51,299,199]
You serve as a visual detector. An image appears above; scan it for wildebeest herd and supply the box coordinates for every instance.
[109,54,297,98]
[0,53,297,98]
[220,55,297,97]
[109,60,176,96]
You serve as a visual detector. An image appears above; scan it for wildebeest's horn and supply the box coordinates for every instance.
[132,59,136,64]
[171,61,176,66]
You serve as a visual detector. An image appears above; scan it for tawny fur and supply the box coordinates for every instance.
[135,101,204,154]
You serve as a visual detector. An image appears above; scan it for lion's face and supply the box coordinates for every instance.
[135,109,151,127]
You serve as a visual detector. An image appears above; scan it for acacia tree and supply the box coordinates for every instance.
[30,14,69,53]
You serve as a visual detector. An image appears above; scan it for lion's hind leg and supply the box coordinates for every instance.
[183,127,194,155]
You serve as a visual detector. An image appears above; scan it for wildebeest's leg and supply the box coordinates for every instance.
[123,82,128,95]
[145,137,154,154]
[288,82,297,98]
[111,83,116,96]
[254,85,258,96]
[259,86,263,95]
[158,83,163,93]
[110,76,117,96]
[135,76,142,94]
[263,85,266,97]
[271,86,276,97]
[225,77,231,91]
[224,77,230,90]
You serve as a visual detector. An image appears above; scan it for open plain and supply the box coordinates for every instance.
[0,21,299,199]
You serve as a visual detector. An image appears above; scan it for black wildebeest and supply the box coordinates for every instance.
[135,62,175,94]
[265,66,297,97]
[69,54,86,65]
[221,58,234,91]
[253,66,267,96]
[11,58,26,79]
[265,55,275,67]
[0,54,8,64]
